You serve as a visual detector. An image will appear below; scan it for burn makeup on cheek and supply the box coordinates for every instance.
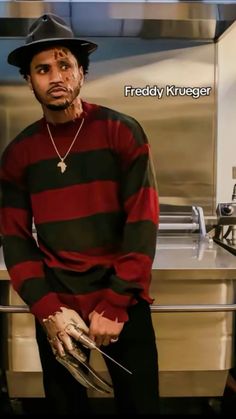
[66,73,78,93]
[67,86,73,94]
[70,68,79,84]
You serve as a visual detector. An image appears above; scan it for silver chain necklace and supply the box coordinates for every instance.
[46,118,84,173]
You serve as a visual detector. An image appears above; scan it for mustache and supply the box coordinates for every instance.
[47,85,67,94]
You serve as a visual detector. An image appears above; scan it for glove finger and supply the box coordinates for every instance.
[59,308,89,333]
[73,314,89,333]
[57,331,74,351]
[64,323,91,344]
[48,336,65,357]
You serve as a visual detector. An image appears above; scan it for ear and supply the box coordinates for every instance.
[27,75,33,91]
[78,66,84,88]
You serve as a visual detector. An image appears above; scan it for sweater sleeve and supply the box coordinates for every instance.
[94,118,159,322]
[0,144,63,321]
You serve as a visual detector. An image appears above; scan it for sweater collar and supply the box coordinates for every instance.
[40,100,99,132]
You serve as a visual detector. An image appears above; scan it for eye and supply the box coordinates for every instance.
[37,67,48,74]
[60,63,70,71]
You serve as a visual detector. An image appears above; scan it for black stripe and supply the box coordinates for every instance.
[109,273,142,295]
[0,179,31,209]
[97,106,148,146]
[122,154,156,201]
[27,149,120,194]
[2,236,43,268]
[47,266,112,294]
[12,120,41,144]
[44,266,141,297]
[20,277,51,306]
[122,220,157,259]
[36,211,125,251]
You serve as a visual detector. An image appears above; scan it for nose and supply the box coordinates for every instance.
[49,65,63,83]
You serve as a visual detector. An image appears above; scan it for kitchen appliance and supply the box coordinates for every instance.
[214,184,236,254]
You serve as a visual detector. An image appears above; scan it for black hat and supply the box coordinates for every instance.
[8,13,98,68]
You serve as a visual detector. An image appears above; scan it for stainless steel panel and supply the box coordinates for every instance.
[6,372,44,398]
[90,41,212,215]
[2,238,236,398]
[0,1,236,39]
[151,280,234,371]
[4,276,234,398]
[158,371,228,397]
[152,236,236,278]
[0,38,216,213]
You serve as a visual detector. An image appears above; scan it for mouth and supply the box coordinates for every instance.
[48,87,67,97]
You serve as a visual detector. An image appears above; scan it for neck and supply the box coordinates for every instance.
[43,97,83,125]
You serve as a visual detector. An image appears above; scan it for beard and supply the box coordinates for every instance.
[32,84,81,111]
[46,101,71,111]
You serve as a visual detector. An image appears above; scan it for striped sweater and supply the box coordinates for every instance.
[0,101,159,323]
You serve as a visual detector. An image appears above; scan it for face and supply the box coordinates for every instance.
[27,46,84,111]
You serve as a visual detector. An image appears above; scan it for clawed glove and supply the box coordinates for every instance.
[43,308,113,394]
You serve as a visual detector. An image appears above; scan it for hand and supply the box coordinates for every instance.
[88,311,124,347]
[42,307,89,356]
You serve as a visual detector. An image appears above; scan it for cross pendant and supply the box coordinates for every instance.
[57,161,67,173]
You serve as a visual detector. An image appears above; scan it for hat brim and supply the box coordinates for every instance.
[8,38,98,68]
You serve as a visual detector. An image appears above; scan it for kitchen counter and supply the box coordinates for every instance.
[1,235,236,398]
[1,234,236,281]
[152,234,236,279]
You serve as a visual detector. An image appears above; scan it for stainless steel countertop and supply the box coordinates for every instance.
[152,235,236,280]
[1,235,236,281]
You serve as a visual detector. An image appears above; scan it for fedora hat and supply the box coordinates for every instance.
[8,13,98,68]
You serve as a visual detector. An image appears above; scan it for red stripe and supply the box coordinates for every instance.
[60,290,106,319]
[9,261,45,291]
[30,293,64,320]
[119,143,149,170]
[58,289,132,322]
[0,208,31,237]
[114,252,153,282]
[4,121,115,166]
[0,168,8,180]
[40,241,120,271]
[32,181,120,224]
[124,187,159,224]
[105,288,137,304]
[3,118,148,168]
[31,289,153,322]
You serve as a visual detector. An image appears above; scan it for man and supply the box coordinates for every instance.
[0,14,159,414]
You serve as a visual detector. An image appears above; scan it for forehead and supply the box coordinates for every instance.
[31,46,76,64]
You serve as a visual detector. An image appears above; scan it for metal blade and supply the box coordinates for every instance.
[56,354,111,394]
[73,325,132,375]
[93,346,132,375]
